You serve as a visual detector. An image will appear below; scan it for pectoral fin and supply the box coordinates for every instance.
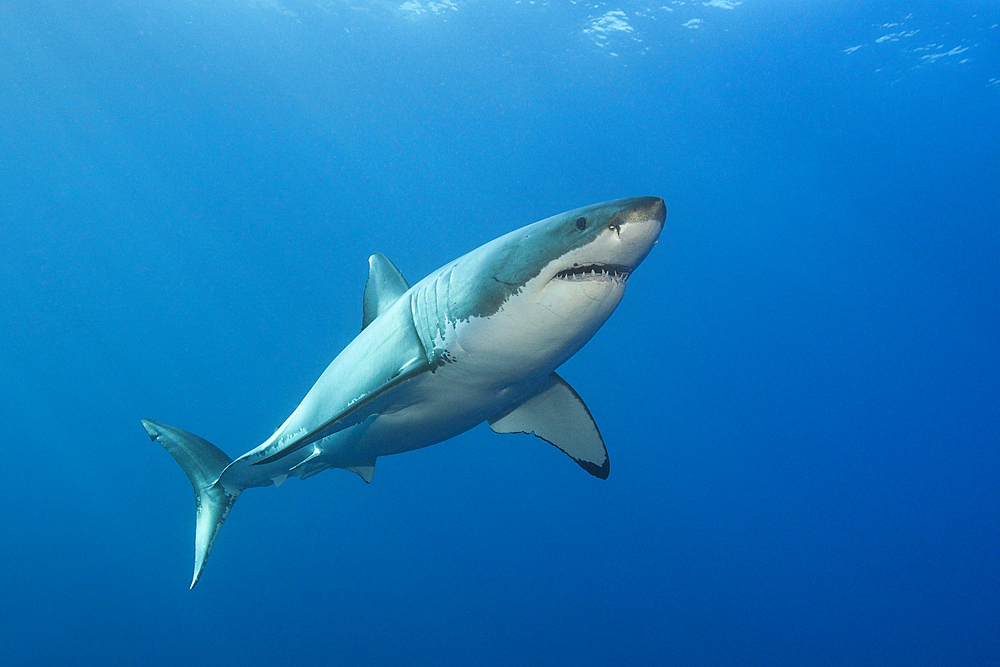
[489,373,609,479]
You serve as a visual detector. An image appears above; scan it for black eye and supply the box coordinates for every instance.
[575,217,587,230]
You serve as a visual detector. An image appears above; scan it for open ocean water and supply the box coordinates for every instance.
[1,1,998,665]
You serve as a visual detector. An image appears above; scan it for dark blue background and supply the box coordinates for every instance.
[1,1,997,664]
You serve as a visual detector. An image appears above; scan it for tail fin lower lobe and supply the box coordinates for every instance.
[142,419,241,588]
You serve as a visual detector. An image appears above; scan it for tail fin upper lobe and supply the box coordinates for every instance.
[142,419,241,588]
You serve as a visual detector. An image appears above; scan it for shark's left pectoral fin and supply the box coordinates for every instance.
[489,373,609,479]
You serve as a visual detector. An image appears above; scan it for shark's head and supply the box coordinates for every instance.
[444,197,666,371]
[536,195,666,292]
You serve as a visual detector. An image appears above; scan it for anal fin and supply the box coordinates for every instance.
[346,462,375,484]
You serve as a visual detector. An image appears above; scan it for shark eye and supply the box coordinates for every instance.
[575,217,587,230]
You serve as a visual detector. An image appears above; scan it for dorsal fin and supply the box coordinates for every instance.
[362,253,410,330]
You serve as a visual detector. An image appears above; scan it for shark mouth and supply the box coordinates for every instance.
[555,264,631,284]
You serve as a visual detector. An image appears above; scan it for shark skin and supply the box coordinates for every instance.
[143,196,666,587]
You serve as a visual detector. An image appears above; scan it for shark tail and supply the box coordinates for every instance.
[142,419,242,589]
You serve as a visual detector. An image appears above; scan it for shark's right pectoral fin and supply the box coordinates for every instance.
[489,372,609,479]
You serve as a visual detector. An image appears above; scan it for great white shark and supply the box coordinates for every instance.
[144,196,666,587]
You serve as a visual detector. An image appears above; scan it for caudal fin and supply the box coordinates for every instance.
[142,419,241,588]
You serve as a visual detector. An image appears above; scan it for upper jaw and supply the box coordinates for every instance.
[554,263,632,284]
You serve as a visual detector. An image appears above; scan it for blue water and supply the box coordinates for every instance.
[1,1,998,664]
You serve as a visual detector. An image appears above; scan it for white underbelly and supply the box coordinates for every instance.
[352,356,539,459]
[291,305,579,477]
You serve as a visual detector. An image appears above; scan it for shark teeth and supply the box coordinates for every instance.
[555,264,631,284]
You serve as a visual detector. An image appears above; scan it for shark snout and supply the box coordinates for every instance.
[621,195,666,239]
[651,197,666,226]
[607,196,666,271]
[631,196,666,228]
